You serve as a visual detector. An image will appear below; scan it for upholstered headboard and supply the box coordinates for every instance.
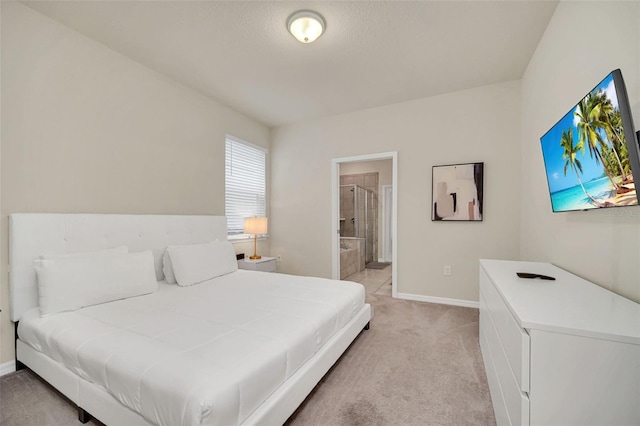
[9,214,227,321]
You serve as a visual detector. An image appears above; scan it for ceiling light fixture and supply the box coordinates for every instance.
[287,10,326,43]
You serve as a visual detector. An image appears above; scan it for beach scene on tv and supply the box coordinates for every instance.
[540,73,638,212]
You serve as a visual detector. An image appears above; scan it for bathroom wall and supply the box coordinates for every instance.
[339,184,356,237]
[340,174,378,264]
[340,160,392,261]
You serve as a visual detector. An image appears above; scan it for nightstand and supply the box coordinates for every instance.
[237,256,277,273]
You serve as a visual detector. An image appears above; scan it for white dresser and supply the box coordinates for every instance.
[479,259,640,426]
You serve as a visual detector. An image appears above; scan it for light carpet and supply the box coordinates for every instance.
[0,293,495,426]
[286,293,495,425]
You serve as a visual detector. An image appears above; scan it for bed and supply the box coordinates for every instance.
[9,213,372,425]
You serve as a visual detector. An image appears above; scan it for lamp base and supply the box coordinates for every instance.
[249,255,262,260]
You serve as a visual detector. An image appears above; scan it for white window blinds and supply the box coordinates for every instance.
[225,136,267,236]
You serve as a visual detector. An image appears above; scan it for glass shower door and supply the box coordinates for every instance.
[353,186,366,269]
[365,189,377,265]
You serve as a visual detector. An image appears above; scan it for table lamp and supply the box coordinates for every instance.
[244,216,268,260]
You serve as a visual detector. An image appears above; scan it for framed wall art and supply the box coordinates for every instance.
[432,162,484,221]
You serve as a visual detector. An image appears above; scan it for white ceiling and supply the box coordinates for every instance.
[22,1,558,127]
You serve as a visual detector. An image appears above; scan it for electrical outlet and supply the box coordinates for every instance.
[444,265,452,276]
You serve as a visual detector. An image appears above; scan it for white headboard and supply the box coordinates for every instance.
[9,213,227,321]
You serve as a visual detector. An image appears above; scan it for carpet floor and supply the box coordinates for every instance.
[0,292,495,426]
[286,292,495,425]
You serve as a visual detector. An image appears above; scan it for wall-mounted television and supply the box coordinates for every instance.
[540,69,640,212]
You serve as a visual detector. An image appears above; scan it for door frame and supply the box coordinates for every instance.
[381,184,393,263]
[331,151,398,297]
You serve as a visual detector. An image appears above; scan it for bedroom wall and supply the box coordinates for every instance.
[0,2,270,366]
[520,1,640,303]
[270,81,521,303]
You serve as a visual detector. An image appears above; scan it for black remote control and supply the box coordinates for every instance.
[517,272,555,280]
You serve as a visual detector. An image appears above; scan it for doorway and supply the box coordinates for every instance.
[331,152,397,298]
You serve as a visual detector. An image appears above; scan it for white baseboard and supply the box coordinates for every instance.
[0,360,16,377]
[395,292,479,309]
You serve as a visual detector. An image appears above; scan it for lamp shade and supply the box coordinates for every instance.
[244,216,268,234]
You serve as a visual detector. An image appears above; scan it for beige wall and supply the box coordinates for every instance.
[0,3,270,364]
[340,160,393,261]
[520,1,640,303]
[270,81,521,301]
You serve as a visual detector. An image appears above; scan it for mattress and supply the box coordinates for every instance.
[18,270,365,426]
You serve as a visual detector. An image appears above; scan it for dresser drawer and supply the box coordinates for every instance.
[480,268,530,392]
[481,292,530,426]
[480,297,511,426]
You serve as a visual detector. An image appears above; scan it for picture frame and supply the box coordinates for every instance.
[432,162,484,221]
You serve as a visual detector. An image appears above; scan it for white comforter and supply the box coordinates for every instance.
[19,270,365,425]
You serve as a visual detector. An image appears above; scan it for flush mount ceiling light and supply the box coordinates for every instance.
[287,10,326,43]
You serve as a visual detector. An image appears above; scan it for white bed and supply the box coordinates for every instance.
[9,214,372,425]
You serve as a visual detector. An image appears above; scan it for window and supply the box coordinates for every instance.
[225,136,267,237]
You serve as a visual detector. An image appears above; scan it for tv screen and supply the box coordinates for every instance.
[540,69,640,212]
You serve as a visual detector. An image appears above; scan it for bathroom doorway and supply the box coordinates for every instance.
[331,152,397,298]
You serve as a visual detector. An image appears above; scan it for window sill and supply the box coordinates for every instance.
[228,234,269,244]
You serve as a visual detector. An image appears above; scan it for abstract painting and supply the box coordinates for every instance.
[432,162,484,221]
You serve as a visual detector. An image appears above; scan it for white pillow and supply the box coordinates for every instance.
[162,240,220,284]
[162,250,177,284]
[167,240,237,287]
[34,250,158,317]
[40,245,128,259]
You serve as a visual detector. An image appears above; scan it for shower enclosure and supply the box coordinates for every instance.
[340,184,377,265]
